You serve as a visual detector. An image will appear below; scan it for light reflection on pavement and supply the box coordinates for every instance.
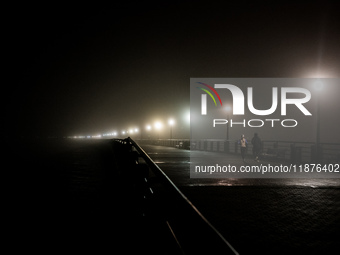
[142,145,340,187]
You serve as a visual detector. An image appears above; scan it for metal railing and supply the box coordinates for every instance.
[138,139,340,164]
[112,137,238,254]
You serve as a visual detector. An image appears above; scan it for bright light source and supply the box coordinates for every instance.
[129,129,134,134]
[134,128,138,132]
[154,121,163,130]
[186,112,190,122]
[113,132,117,136]
[146,125,152,130]
[303,69,336,78]
[122,131,126,135]
[168,119,175,126]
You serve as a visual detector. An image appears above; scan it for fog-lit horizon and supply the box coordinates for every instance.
[6,2,340,140]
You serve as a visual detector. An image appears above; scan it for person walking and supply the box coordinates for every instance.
[251,133,262,162]
[238,134,248,163]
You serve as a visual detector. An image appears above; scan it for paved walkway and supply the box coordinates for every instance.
[9,139,177,254]
[8,139,340,254]
[141,144,340,187]
[141,144,340,254]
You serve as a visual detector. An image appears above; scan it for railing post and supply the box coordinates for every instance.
[224,141,230,153]
[290,144,296,163]
[290,144,302,164]
[311,144,323,163]
[124,137,239,254]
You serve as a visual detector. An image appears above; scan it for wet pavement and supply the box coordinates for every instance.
[141,144,340,254]
[6,138,340,254]
[142,144,340,187]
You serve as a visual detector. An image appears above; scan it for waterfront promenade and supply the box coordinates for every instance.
[141,143,340,254]
[7,138,340,254]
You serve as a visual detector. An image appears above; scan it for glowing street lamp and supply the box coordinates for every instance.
[154,121,163,139]
[314,80,323,161]
[154,121,163,130]
[168,119,175,139]
[133,128,141,139]
[146,125,152,139]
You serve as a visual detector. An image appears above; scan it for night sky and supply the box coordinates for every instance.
[6,1,340,139]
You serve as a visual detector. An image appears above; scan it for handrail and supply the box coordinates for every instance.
[140,138,339,163]
[125,137,239,254]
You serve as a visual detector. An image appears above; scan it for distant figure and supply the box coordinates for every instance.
[238,134,248,162]
[251,133,262,162]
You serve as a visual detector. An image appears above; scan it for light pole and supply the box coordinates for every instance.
[134,128,140,139]
[314,80,323,162]
[146,125,152,140]
[168,119,175,139]
[154,121,163,139]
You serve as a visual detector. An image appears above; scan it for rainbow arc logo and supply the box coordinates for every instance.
[196,82,222,106]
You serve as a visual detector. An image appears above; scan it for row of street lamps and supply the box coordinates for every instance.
[94,118,177,139]
[71,117,182,139]
[145,119,175,139]
[73,80,325,150]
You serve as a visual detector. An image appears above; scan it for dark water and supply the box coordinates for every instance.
[5,138,340,254]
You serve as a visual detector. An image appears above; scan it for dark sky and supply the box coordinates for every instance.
[6,1,340,138]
